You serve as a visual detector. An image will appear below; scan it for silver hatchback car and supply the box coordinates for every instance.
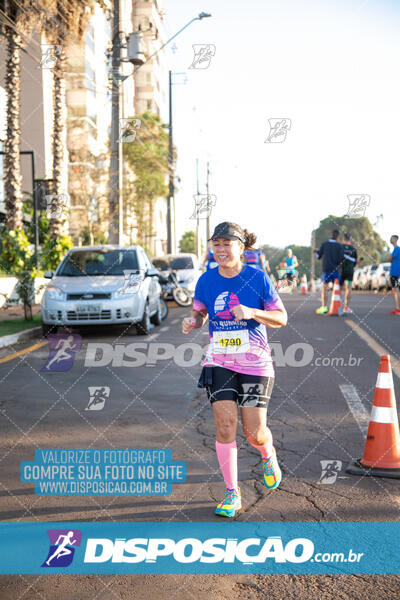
[41,245,162,336]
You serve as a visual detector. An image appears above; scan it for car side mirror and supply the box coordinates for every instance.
[146,268,159,277]
[44,271,53,279]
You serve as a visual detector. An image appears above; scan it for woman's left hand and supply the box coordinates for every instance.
[231,304,255,321]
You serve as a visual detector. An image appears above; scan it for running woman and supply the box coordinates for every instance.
[243,247,265,272]
[182,222,287,517]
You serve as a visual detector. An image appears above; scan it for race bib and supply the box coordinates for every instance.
[212,329,250,354]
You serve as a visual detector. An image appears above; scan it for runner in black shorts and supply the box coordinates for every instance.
[340,232,358,314]
[182,221,287,517]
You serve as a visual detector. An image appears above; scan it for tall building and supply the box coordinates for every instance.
[132,0,169,256]
[133,0,167,120]
[66,1,113,245]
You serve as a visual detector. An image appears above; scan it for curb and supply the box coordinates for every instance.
[0,326,41,349]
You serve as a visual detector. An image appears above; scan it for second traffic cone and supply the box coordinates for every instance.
[299,274,308,294]
[346,355,400,479]
[328,279,342,316]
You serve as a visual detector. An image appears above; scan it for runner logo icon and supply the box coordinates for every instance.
[86,386,110,410]
[42,529,82,567]
[319,460,342,484]
[241,383,266,406]
[41,334,82,373]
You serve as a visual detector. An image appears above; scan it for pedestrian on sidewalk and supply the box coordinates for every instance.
[388,234,400,315]
[314,229,344,314]
[182,221,287,518]
[340,232,358,314]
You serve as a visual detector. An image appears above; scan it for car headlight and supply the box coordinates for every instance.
[114,276,142,297]
[45,285,65,301]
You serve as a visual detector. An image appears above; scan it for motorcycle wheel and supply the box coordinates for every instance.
[172,286,192,307]
[160,298,169,321]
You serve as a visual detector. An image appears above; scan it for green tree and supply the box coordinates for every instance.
[179,231,196,253]
[123,112,169,248]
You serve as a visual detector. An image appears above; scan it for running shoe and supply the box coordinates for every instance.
[389,308,400,315]
[263,448,282,490]
[215,487,242,518]
[316,306,328,315]
[343,306,353,314]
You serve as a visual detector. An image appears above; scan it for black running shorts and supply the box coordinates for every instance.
[197,365,274,409]
[391,276,400,288]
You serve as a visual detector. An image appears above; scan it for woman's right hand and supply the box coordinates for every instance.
[182,317,196,335]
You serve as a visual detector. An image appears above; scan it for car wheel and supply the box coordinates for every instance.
[136,302,151,336]
[150,299,162,326]
[42,322,56,338]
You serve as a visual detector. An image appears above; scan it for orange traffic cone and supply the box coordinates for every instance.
[299,274,308,294]
[328,279,342,316]
[346,355,400,478]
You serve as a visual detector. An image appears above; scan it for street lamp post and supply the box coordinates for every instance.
[167,70,173,254]
[108,9,211,248]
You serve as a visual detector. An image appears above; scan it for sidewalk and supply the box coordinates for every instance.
[0,305,42,349]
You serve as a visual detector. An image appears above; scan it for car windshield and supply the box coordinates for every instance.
[57,250,139,276]
[152,258,170,271]
[169,257,194,270]
[371,265,378,271]
[383,265,390,271]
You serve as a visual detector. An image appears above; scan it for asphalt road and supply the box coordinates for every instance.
[0,291,400,599]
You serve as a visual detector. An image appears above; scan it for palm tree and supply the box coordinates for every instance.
[0,0,42,230]
[44,0,93,240]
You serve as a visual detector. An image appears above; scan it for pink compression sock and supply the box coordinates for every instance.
[249,436,274,460]
[215,440,238,490]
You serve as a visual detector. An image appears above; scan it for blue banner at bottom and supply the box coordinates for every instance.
[0,522,399,574]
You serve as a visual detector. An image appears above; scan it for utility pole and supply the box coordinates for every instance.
[109,0,122,244]
[195,158,201,258]
[167,70,173,254]
[206,160,210,242]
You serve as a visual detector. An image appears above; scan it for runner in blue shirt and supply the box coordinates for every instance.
[202,241,219,271]
[182,221,287,518]
[388,234,400,315]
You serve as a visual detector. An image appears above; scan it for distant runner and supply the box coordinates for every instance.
[388,234,400,315]
[182,221,287,518]
[340,232,358,314]
[243,247,266,272]
[314,229,344,314]
[202,241,218,271]
[284,249,298,284]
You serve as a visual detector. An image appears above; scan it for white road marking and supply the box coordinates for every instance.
[159,326,169,332]
[171,318,180,324]
[148,332,160,341]
[339,384,370,436]
[345,320,400,379]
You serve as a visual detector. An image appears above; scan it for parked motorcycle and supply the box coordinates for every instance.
[157,270,192,307]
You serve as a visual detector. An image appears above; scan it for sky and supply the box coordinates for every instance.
[161,0,400,252]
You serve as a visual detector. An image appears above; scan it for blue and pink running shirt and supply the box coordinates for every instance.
[193,264,284,377]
